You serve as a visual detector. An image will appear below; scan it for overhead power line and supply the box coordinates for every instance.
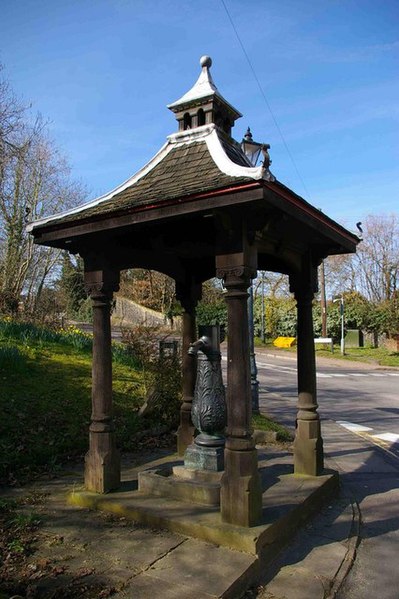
[220,0,311,201]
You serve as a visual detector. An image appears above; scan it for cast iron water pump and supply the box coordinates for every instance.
[188,325,226,451]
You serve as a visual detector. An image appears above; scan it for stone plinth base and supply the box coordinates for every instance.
[70,448,340,555]
[221,448,262,527]
[85,439,120,493]
[294,420,324,476]
[184,442,224,471]
[138,464,223,506]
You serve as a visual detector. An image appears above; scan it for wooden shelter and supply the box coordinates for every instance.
[27,56,358,527]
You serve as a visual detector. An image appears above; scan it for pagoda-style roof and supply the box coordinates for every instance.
[27,125,272,232]
[27,56,358,281]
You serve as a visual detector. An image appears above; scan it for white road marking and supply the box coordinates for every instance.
[257,362,296,372]
[237,357,398,380]
[257,362,297,373]
[372,433,399,443]
[336,421,373,432]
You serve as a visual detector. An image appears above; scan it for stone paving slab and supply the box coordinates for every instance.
[252,462,361,599]
[139,539,257,598]
[259,564,329,599]
[69,451,339,557]
[113,571,217,598]
[1,445,359,599]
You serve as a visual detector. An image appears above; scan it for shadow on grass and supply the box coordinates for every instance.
[0,343,143,485]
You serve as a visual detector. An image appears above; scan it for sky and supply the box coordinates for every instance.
[1,0,398,230]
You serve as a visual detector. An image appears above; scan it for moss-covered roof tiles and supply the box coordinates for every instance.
[50,140,254,227]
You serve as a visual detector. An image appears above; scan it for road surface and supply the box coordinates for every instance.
[254,351,399,599]
[254,351,399,460]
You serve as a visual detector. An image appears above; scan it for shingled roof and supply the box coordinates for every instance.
[27,124,275,232]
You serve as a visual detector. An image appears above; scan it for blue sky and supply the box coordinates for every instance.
[1,0,398,229]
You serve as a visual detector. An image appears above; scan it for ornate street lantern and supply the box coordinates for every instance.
[241,127,271,168]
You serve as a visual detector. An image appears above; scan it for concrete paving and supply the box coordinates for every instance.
[252,472,359,599]
[1,441,362,599]
[324,421,399,599]
[69,449,338,557]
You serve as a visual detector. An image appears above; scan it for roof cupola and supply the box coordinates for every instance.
[167,56,242,136]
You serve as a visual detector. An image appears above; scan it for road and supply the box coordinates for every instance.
[254,351,399,459]
[254,351,399,599]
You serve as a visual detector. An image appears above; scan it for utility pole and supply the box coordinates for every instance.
[261,273,265,344]
[320,260,327,337]
[339,295,345,355]
[248,282,259,414]
[333,294,345,355]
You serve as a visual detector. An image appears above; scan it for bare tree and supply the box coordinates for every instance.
[322,254,356,300]
[0,66,86,312]
[353,214,399,302]
[119,269,176,315]
[254,271,290,299]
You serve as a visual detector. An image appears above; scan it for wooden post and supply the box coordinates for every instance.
[84,269,120,493]
[291,259,324,476]
[216,260,262,527]
[176,280,201,455]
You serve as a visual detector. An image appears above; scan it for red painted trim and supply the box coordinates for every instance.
[33,181,262,236]
[126,181,262,214]
[35,177,358,249]
[263,181,358,244]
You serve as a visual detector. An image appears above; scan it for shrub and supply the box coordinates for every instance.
[196,280,227,330]
[121,324,182,428]
[196,298,227,329]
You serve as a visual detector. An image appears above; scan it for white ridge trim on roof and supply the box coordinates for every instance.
[169,124,266,180]
[26,140,173,232]
[206,128,265,180]
[167,124,215,144]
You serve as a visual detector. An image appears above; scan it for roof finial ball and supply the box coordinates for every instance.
[200,55,212,69]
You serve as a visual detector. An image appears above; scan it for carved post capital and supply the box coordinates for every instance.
[84,269,120,303]
[293,286,315,305]
[216,266,256,289]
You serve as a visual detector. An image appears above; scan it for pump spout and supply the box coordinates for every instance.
[188,335,210,356]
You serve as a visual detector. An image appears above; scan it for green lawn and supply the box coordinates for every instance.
[314,345,399,367]
[255,338,399,367]
[252,413,293,441]
[0,321,144,483]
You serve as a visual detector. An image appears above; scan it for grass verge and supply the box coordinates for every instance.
[252,413,293,441]
[254,338,399,367]
[0,320,146,484]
